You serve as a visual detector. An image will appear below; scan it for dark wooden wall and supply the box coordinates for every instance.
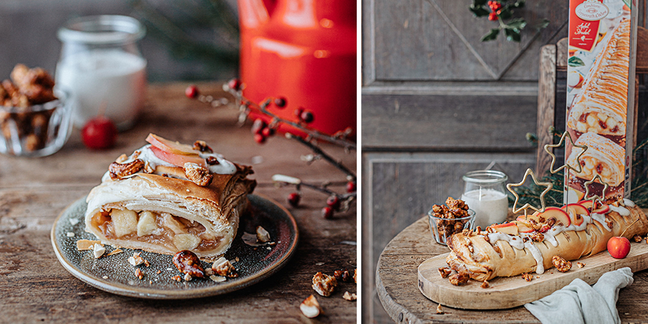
[361,0,569,322]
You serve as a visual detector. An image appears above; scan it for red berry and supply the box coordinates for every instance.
[287,192,300,207]
[261,127,275,137]
[274,97,287,108]
[185,85,199,99]
[326,195,341,211]
[346,181,356,193]
[228,78,242,91]
[294,107,304,118]
[254,133,266,144]
[82,116,117,150]
[251,118,267,135]
[322,207,334,219]
[488,12,497,21]
[300,111,314,124]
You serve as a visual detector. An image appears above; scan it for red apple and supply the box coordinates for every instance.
[146,133,197,155]
[490,222,519,235]
[150,145,206,168]
[82,116,117,150]
[607,236,631,259]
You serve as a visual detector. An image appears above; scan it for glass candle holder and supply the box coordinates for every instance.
[461,170,509,229]
[56,15,147,131]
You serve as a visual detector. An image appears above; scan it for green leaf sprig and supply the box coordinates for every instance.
[470,0,549,42]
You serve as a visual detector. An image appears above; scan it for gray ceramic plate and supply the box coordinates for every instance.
[51,194,298,299]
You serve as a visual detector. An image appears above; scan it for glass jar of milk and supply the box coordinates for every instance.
[461,170,509,228]
[56,15,146,131]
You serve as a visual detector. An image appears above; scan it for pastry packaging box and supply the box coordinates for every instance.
[564,0,638,203]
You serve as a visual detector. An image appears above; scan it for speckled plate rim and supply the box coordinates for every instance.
[51,193,299,299]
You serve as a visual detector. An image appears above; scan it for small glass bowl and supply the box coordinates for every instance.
[0,90,73,157]
[428,209,476,246]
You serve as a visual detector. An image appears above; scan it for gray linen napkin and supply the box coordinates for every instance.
[524,267,633,324]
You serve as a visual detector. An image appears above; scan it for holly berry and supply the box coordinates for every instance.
[322,207,334,219]
[261,127,275,137]
[82,116,117,150]
[488,12,498,21]
[274,97,286,108]
[185,85,199,99]
[227,78,242,91]
[300,110,314,124]
[252,118,267,135]
[254,133,266,144]
[608,236,631,259]
[346,181,356,193]
[326,195,341,211]
[487,1,502,11]
[287,192,301,207]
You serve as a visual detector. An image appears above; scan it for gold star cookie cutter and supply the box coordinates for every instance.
[583,174,610,206]
[543,131,588,174]
[506,168,553,217]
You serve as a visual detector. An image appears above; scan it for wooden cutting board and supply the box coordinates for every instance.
[418,242,648,310]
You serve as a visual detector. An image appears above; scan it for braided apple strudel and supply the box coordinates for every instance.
[446,200,648,281]
[84,134,256,260]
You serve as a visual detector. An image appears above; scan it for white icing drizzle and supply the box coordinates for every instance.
[118,144,237,175]
[624,199,635,207]
[487,232,524,249]
[609,205,630,216]
[590,213,612,231]
[524,241,544,274]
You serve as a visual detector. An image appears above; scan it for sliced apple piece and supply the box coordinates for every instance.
[566,187,585,204]
[592,204,611,214]
[137,211,158,236]
[112,209,138,237]
[490,222,519,235]
[516,220,535,233]
[150,145,206,168]
[579,200,594,210]
[538,207,571,227]
[173,233,200,250]
[562,203,588,226]
[146,133,198,155]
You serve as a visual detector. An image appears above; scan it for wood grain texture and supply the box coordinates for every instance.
[536,44,557,176]
[0,83,357,323]
[419,243,648,310]
[376,217,648,323]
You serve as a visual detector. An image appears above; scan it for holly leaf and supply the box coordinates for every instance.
[568,56,585,67]
[506,18,527,31]
[498,7,513,19]
[536,18,550,29]
[504,27,521,42]
[481,28,500,42]
[473,0,488,6]
[469,4,490,17]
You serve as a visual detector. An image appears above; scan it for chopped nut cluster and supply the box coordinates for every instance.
[300,295,322,318]
[109,159,145,180]
[552,255,572,273]
[436,304,444,314]
[128,252,145,266]
[448,272,470,286]
[342,291,357,301]
[172,250,205,278]
[480,280,490,289]
[530,232,545,242]
[633,235,642,243]
[521,273,533,282]
[438,267,452,278]
[431,197,472,242]
[576,262,585,268]
[183,162,213,186]
[193,140,213,153]
[312,272,338,297]
[212,257,238,278]
[135,268,144,280]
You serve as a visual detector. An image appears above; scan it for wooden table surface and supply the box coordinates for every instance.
[376,217,648,324]
[0,83,357,323]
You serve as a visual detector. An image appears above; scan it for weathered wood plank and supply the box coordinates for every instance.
[536,44,557,176]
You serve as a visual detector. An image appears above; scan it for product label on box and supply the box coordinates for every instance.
[564,0,635,203]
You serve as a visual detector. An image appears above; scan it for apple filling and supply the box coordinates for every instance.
[91,209,223,252]
[574,112,620,134]
[577,156,612,181]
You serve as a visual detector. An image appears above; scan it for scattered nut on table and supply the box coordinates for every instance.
[256,226,271,243]
[436,304,444,314]
[521,273,533,282]
[552,255,572,273]
[212,257,238,278]
[342,291,357,301]
[577,262,585,268]
[128,252,145,266]
[312,272,337,297]
[172,250,205,278]
[300,295,322,318]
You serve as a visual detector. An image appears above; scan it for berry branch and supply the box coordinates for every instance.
[272,174,357,219]
[469,0,549,42]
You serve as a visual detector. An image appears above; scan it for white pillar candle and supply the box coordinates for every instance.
[461,189,508,228]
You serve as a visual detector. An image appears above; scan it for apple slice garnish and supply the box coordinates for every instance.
[490,222,519,235]
[150,145,206,168]
[146,133,198,155]
[516,220,535,233]
[562,203,589,226]
[538,207,571,227]
[579,200,594,210]
[593,204,611,214]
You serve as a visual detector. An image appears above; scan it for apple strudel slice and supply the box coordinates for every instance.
[445,200,648,282]
[566,18,630,137]
[84,134,256,260]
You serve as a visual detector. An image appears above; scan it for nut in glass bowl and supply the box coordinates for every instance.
[428,208,475,246]
[0,90,73,157]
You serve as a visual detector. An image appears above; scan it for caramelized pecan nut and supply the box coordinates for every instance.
[552,255,572,273]
[172,250,205,278]
[183,162,213,186]
[109,159,145,180]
